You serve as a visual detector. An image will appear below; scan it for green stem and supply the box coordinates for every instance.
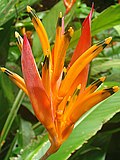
[4,134,17,160]
[32,122,41,130]
[0,90,25,150]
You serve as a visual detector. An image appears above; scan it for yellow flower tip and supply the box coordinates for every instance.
[96,37,112,48]
[63,67,67,73]
[59,12,62,18]
[113,86,119,93]
[62,67,67,79]
[68,27,74,37]
[104,86,119,95]
[0,67,12,76]
[15,31,20,38]
[57,12,63,27]
[72,84,81,97]
[75,84,81,95]
[15,31,23,47]
[99,76,106,82]
[66,96,71,106]
[0,67,6,72]
[105,37,112,45]
[27,5,32,13]
[77,84,81,90]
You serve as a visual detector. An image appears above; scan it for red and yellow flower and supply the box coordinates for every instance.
[0,5,119,159]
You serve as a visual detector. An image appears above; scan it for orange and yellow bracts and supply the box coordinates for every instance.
[0,5,119,160]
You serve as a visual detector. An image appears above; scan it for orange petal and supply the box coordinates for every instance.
[27,6,51,57]
[64,0,76,14]
[0,67,28,95]
[64,86,119,126]
[58,37,112,98]
[82,77,106,97]
[52,12,63,69]
[51,27,74,101]
[53,27,74,82]
[15,31,23,53]
[42,55,51,96]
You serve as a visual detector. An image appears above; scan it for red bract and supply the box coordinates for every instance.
[0,5,119,160]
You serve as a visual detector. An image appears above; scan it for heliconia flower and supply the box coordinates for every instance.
[0,6,119,160]
[63,0,76,14]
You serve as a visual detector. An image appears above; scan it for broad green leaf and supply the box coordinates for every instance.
[19,118,35,148]
[48,91,120,160]
[1,74,14,104]
[0,73,11,131]
[114,25,120,36]
[70,150,106,160]
[109,112,120,123]
[91,4,120,36]
[0,20,12,65]
[91,58,120,81]
[11,134,49,160]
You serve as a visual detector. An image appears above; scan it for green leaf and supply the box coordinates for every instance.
[70,150,106,160]
[69,131,112,160]
[91,4,120,36]
[11,134,49,160]
[114,25,120,36]
[0,19,12,65]
[0,73,11,131]
[0,0,40,26]
[1,74,15,104]
[91,58,120,81]
[19,118,35,148]
[48,91,120,160]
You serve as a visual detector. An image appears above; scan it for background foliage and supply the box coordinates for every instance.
[0,0,120,159]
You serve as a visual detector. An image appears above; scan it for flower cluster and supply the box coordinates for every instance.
[0,5,118,160]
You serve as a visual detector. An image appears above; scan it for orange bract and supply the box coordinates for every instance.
[0,6,119,160]
[63,0,76,14]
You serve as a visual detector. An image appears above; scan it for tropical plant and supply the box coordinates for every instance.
[0,0,120,160]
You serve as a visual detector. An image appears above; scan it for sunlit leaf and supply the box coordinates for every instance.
[0,0,40,26]
[91,4,120,36]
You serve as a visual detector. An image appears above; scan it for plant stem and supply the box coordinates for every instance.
[0,90,25,150]
[4,134,17,160]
